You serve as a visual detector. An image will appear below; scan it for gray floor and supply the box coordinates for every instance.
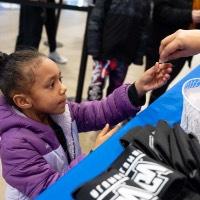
[0,6,199,199]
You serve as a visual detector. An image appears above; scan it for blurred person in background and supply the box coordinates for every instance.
[15,0,67,64]
[86,0,151,101]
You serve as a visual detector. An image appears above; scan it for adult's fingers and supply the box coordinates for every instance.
[159,32,176,54]
[160,39,183,62]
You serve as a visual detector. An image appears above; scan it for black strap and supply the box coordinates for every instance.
[49,118,72,163]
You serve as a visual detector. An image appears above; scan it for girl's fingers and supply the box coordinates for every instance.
[107,123,121,136]
[99,124,110,136]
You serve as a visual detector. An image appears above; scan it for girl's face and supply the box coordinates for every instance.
[28,57,67,116]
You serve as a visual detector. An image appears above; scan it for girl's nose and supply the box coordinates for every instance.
[60,83,67,94]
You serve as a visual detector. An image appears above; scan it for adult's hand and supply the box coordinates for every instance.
[159,29,200,62]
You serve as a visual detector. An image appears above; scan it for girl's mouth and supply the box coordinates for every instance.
[59,98,67,105]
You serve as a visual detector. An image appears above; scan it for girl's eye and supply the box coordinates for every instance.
[49,81,55,88]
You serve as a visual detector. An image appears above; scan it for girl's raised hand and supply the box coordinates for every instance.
[135,62,173,97]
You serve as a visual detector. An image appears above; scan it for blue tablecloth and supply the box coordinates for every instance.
[37,65,200,200]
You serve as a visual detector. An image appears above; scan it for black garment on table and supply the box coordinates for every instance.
[49,118,72,163]
[120,120,200,194]
[120,122,173,164]
[73,146,199,200]
[109,145,186,200]
[73,168,160,200]
[73,121,200,200]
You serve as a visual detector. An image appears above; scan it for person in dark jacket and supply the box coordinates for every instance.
[87,0,151,100]
[145,0,200,104]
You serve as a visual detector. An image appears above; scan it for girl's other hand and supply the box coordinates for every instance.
[92,123,121,149]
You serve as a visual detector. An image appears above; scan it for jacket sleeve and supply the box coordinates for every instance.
[87,0,109,58]
[69,84,141,132]
[153,0,192,27]
[1,131,61,199]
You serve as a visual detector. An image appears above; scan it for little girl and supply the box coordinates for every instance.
[0,50,172,200]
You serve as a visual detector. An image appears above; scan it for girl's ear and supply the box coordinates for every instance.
[12,94,32,109]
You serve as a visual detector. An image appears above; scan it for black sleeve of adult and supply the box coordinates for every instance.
[128,83,146,107]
